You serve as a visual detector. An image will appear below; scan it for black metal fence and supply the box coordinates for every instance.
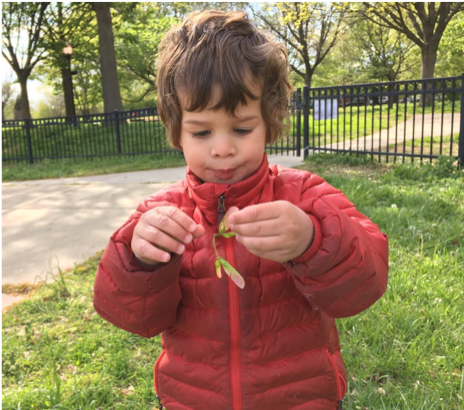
[2,108,178,164]
[290,73,464,164]
[3,74,463,165]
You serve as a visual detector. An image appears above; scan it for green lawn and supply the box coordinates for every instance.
[2,153,186,182]
[2,154,463,409]
[383,134,461,161]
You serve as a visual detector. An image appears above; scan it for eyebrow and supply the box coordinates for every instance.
[183,115,259,125]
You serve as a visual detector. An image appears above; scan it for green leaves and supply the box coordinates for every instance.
[213,209,245,289]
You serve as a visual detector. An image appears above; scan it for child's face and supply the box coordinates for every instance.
[179,87,266,185]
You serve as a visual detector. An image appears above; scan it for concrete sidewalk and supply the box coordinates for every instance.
[2,154,304,309]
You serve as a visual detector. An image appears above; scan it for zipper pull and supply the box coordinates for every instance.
[217,194,226,225]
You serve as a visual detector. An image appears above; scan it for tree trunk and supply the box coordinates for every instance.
[304,72,313,88]
[421,45,438,106]
[62,67,75,117]
[92,3,123,114]
[421,45,437,80]
[18,74,32,119]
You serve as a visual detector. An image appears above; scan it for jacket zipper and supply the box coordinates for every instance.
[324,348,344,409]
[154,350,166,409]
[217,193,226,224]
[218,194,242,410]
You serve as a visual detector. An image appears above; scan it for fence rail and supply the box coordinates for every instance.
[3,74,463,165]
[291,73,464,165]
[2,108,178,164]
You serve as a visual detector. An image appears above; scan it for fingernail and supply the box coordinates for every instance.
[189,224,196,232]
[162,253,170,262]
[185,233,193,243]
[177,244,185,254]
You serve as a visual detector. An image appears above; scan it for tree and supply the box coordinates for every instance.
[252,2,349,87]
[359,2,464,81]
[155,2,248,18]
[113,3,176,107]
[2,2,50,119]
[351,18,418,83]
[2,80,16,119]
[435,10,464,78]
[90,2,123,114]
[113,2,248,108]
[40,2,96,116]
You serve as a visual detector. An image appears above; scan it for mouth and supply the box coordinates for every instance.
[213,169,236,180]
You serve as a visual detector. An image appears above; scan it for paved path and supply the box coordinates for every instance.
[2,154,304,309]
[314,113,460,152]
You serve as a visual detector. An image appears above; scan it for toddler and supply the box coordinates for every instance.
[94,10,388,410]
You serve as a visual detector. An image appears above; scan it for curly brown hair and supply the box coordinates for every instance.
[156,10,292,150]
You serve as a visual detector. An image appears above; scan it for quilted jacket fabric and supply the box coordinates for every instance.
[93,154,389,410]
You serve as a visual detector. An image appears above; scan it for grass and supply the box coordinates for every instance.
[382,134,461,161]
[2,153,186,182]
[2,153,464,409]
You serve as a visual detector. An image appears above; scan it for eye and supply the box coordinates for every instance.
[192,130,210,138]
[234,128,252,135]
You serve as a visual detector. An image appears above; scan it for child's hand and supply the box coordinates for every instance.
[132,207,204,266]
[227,201,314,263]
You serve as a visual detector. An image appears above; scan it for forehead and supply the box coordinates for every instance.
[177,77,263,113]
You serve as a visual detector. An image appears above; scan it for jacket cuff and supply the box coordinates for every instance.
[289,214,322,264]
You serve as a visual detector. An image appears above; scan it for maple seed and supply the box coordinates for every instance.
[213,208,245,289]
[215,259,222,278]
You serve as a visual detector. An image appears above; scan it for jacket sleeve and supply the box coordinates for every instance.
[281,171,388,318]
[93,196,183,338]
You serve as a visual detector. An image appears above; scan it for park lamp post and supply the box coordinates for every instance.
[63,45,76,118]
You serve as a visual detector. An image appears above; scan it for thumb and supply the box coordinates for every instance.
[225,206,240,228]
[192,224,205,239]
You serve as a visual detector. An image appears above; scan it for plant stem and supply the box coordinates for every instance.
[213,234,220,260]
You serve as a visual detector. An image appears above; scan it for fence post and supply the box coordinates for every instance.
[296,88,301,156]
[458,72,464,167]
[114,110,122,155]
[303,85,309,160]
[24,118,33,164]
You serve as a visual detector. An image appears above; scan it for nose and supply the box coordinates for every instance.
[211,134,236,158]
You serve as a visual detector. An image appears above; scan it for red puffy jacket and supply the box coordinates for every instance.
[93,155,388,410]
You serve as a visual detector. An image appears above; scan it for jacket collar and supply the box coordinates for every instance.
[186,154,271,225]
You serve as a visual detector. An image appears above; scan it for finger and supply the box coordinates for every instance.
[228,202,280,226]
[161,207,200,234]
[192,224,205,239]
[224,206,240,229]
[133,237,171,264]
[144,208,194,243]
[235,234,286,254]
[231,218,281,238]
[137,224,187,255]
[149,207,199,236]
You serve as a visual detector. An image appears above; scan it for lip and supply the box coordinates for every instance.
[213,169,237,180]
